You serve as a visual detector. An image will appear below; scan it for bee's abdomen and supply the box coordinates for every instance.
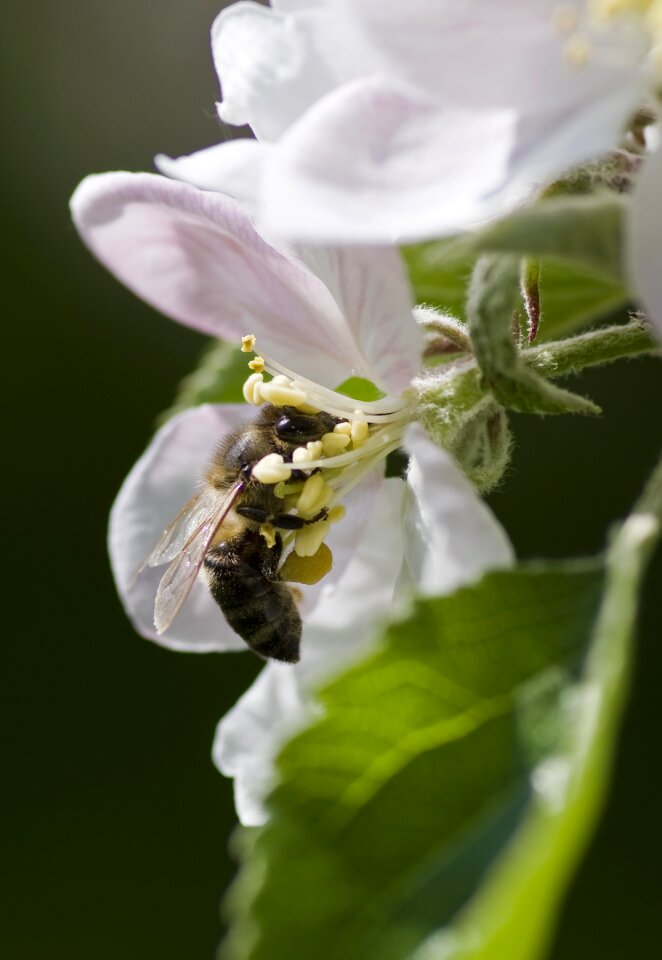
[203,531,301,663]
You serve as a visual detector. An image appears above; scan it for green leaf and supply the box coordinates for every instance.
[410,464,662,960]
[158,339,248,423]
[475,195,628,281]
[223,459,662,960]
[404,243,629,343]
[335,376,386,403]
[403,237,475,323]
[223,565,603,960]
[534,259,629,341]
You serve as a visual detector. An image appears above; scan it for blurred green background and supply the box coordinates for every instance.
[2,2,660,958]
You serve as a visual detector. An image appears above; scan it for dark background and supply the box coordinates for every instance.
[2,2,660,958]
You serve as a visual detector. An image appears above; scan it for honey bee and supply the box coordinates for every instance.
[141,404,338,663]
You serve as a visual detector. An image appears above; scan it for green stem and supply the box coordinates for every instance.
[416,318,658,429]
[522,319,657,381]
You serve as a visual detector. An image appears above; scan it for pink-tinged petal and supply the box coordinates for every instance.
[403,425,514,595]
[110,404,251,653]
[259,2,646,242]
[629,147,662,339]
[70,172,366,387]
[262,77,520,243]
[213,477,406,824]
[294,245,422,393]
[155,138,268,208]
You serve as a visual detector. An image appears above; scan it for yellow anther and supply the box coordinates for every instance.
[295,520,330,557]
[248,355,265,373]
[334,421,352,436]
[292,446,314,464]
[321,432,351,456]
[280,542,333,585]
[243,372,265,405]
[259,522,277,548]
[274,480,305,508]
[296,473,333,518]
[252,453,292,484]
[278,480,305,496]
[328,505,346,524]
[241,334,256,353]
[589,0,650,21]
[306,440,323,459]
[259,376,308,407]
[350,419,370,448]
[563,33,591,65]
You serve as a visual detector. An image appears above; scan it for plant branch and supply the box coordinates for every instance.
[522,318,657,381]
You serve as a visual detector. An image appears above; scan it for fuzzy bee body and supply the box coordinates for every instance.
[144,404,338,663]
[204,528,301,663]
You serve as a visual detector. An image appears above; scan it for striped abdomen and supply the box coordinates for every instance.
[203,528,301,663]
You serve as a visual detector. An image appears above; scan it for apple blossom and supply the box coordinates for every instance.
[70,171,513,821]
[158,0,653,244]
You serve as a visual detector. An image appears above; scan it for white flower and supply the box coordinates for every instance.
[158,0,652,244]
[70,171,513,823]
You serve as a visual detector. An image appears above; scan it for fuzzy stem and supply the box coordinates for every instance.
[522,319,657,381]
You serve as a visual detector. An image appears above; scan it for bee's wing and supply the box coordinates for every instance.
[153,481,244,635]
[140,490,217,572]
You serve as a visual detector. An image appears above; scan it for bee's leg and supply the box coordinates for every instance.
[271,509,328,530]
[236,505,270,523]
[236,504,328,530]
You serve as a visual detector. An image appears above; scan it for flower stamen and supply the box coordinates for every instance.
[248,355,265,373]
[252,453,292,484]
[241,336,414,571]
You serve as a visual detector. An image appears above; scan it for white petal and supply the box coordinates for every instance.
[155,138,267,208]
[212,1,368,141]
[272,1,330,9]
[213,663,317,825]
[262,77,521,243]
[292,471,383,618]
[301,478,406,666]
[293,244,422,393]
[109,404,251,653]
[629,146,662,338]
[403,424,514,596]
[336,0,646,111]
[260,2,646,242]
[213,477,407,823]
[70,172,369,387]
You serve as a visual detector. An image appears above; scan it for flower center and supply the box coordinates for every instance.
[239,336,413,570]
[553,1,661,68]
